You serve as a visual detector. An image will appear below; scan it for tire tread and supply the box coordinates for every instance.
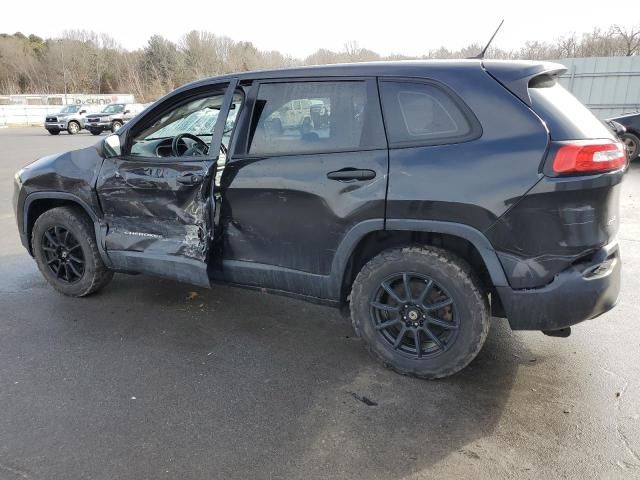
[349,246,489,379]
[32,206,113,297]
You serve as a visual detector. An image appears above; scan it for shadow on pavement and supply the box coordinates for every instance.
[0,254,527,479]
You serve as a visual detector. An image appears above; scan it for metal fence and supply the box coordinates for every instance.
[556,56,640,119]
[0,93,135,106]
[0,105,62,126]
[0,94,136,126]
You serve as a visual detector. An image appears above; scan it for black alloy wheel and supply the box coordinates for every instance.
[349,246,490,379]
[371,272,458,359]
[32,207,113,296]
[41,225,85,283]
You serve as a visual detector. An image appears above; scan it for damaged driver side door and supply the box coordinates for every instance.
[96,81,241,287]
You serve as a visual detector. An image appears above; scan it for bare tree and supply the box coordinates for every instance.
[1,22,640,100]
[612,24,640,56]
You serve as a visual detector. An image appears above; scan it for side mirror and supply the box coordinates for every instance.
[124,110,130,114]
[79,109,86,114]
[103,134,121,158]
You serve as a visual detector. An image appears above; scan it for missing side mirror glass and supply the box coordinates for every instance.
[103,134,121,158]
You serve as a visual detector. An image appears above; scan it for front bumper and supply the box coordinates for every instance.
[86,122,110,131]
[497,241,621,331]
[13,175,29,253]
[45,122,67,130]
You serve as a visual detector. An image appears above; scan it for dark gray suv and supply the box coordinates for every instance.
[85,103,146,135]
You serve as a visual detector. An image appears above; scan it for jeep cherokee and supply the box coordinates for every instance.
[13,60,626,378]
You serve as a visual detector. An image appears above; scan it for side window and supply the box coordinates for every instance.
[129,90,243,158]
[248,81,384,156]
[380,81,478,147]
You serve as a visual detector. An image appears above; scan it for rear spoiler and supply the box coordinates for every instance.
[482,60,567,106]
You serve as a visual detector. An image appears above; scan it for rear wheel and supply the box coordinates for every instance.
[350,246,489,379]
[67,121,80,135]
[32,207,113,297]
[622,132,639,161]
[111,120,123,133]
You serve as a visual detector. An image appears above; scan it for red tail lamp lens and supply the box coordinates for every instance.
[553,141,627,174]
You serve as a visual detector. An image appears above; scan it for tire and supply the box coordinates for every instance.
[350,246,490,379]
[622,132,639,161]
[111,120,123,133]
[89,129,101,136]
[67,121,80,135]
[47,130,60,135]
[32,206,113,297]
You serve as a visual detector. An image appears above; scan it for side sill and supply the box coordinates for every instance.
[108,250,210,288]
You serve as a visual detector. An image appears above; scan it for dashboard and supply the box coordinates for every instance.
[129,137,212,158]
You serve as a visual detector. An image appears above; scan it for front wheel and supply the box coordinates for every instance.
[350,246,489,379]
[47,130,60,135]
[32,206,113,297]
[622,132,639,161]
[111,120,123,133]
[67,121,80,135]
[89,129,101,136]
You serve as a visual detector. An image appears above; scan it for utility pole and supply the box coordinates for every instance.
[95,53,101,95]
[60,40,68,105]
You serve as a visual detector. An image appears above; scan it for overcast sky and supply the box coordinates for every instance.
[2,0,632,58]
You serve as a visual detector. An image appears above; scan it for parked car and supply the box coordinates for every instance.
[85,103,145,135]
[13,60,625,378]
[604,118,626,138]
[607,112,640,161]
[44,104,101,135]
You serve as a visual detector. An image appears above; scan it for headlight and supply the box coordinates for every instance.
[14,168,25,185]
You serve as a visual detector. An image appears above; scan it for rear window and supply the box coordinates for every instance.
[529,80,611,140]
[379,81,479,147]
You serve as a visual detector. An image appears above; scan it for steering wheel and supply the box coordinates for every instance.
[172,133,209,157]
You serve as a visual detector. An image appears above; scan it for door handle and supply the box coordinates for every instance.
[176,173,204,185]
[326,169,376,182]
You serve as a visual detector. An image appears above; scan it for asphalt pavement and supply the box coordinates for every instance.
[0,127,638,479]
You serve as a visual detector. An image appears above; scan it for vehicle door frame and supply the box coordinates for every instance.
[98,78,239,287]
[215,75,390,300]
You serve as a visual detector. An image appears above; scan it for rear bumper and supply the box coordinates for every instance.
[497,241,620,331]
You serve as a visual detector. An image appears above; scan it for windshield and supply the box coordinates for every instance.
[151,108,220,139]
[59,105,80,114]
[102,104,124,114]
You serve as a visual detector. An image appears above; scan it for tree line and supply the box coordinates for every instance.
[0,25,638,102]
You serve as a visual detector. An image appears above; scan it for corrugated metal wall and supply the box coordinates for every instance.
[556,56,640,119]
[0,105,64,126]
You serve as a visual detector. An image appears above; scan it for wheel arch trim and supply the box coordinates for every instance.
[332,218,509,297]
[22,191,111,267]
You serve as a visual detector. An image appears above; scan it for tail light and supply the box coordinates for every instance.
[552,140,627,174]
